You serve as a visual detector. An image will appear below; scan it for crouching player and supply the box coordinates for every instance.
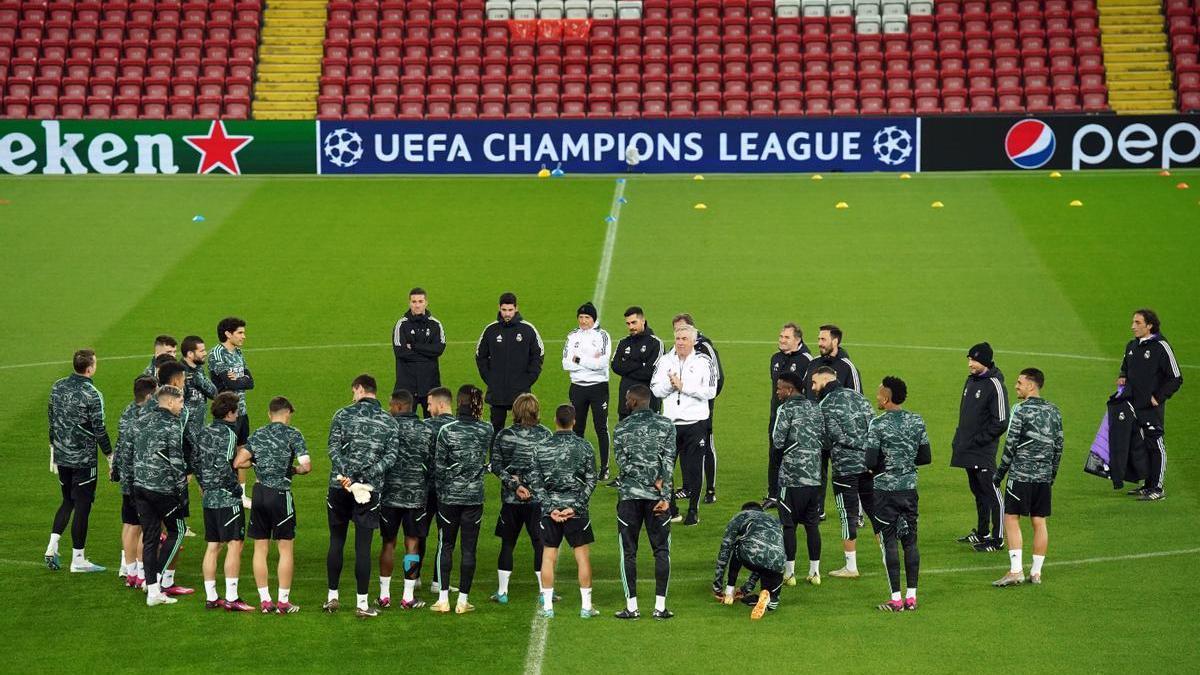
[241,396,310,613]
[864,377,931,613]
[196,392,252,611]
[712,502,786,620]
[529,404,598,618]
[379,390,434,610]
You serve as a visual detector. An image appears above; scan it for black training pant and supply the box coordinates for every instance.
[1137,406,1167,491]
[437,503,483,594]
[965,467,1003,540]
[570,382,611,471]
[703,402,717,492]
[496,502,542,573]
[416,490,437,576]
[134,487,185,588]
[326,519,374,595]
[672,422,706,515]
[617,499,671,600]
[728,557,783,601]
[490,405,511,435]
[52,466,97,549]
[767,443,783,500]
[877,490,920,594]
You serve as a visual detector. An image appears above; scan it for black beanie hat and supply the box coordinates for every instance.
[577,302,597,321]
[968,342,994,367]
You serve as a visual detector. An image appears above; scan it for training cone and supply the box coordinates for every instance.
[192,215,206,222]
[1160,170,1171,177]
[1069,199,1083,207]
[1049,171,1062,178]
[931,201,944,208]
[605,215,616,223]
[537,168,550,178]
[551,168,564,177]
[694,203,708,210]
[811,174,823,181]
[835,201,849,209]
[900,173,912,180]
[618,196,627,204]
[0,199,10,205]
[693,174,704,180]
[1177,182,1190,189]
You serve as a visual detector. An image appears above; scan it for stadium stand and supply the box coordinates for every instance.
[313,0,1110,119]
[1166,0,1200,111]
[1095,0,1173,113]
[1,0,263,119]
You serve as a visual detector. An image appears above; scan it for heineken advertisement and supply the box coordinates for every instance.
[0,120,315,175]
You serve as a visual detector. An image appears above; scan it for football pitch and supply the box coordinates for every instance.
[1,169,1198,673]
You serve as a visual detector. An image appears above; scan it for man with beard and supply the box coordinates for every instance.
[612,306,664,420]
[475,292,545,434]
[765,323,813,508]
[393,288,447,417]
[951,342,1009,552]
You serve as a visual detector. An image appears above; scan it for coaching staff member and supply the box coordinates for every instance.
[765,322,813,507]
[1118,309,1183,501]
[612,306,665,420]
[952,342,1009,552]
[393,287,446,417]
[476,292,545,434]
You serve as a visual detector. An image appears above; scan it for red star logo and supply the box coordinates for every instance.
[183,121,254,175]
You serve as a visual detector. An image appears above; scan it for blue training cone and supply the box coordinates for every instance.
[618,196,627,204]
[192,215,206,222]
[605,215,616,223]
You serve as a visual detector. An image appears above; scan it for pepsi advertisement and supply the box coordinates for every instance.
[316,117,920,174]
[921,115,1200,171]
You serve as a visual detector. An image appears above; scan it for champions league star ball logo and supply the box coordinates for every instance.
[872,126,913,166]
[323,128,364,168]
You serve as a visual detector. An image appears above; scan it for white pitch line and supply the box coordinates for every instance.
[523,176,627,675]
[591,177,626,313]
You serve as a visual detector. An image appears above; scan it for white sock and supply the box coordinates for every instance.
[438,589,449,604]
[626,597,638,612]
[278,588,290,603]
[809,560,820,576]
[357,593,368,610]
[136,560,144,577]
[785,560,795,577]
[498,570,512,595]
[535,570,544,592]
[1009,548,1023,574]
[543,588,554,611]
[46,533,61,556]
[891,591,902,602]
[240,483,247,498]
[580,587,592,610]
[1031,554,1045,576]
[148,582,161,598]
[724,585,735,596]
[162,569,175,587]
[258,586,271,603]
[457,592,469,607]
[403,579,416,602]
[327,589,339,602]
[119,551,128,575]
[845,551,858,572]
[380,576,392,598]
[72,548,85,564]
[225,578,239,602]
[906,588,917,600]
[204,580,218,602]
[654,595,666,612]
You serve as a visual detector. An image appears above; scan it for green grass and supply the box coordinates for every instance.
[1,170,1198,673]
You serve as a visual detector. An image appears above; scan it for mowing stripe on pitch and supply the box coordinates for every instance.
[7,339,1195,372]
[524,175,627,675]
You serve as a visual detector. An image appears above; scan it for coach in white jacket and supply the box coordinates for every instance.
[563,302,614,479]
[651,324,718,526]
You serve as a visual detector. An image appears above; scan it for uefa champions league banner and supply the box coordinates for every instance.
[316,117,920,174]
[921,115,1200,171]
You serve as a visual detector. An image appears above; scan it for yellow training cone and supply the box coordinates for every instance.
[694,203,708,209]
[1160,170,1171,177]
[537,168,550,178]
[931,201,944,208]
[811,174,823,181]
[1069,199,1083,207]
[1049,171,1062,178]
[693,174,704,180]
[1177,182,1190,189]
[900,173,912,179]
[835,201,849,209]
